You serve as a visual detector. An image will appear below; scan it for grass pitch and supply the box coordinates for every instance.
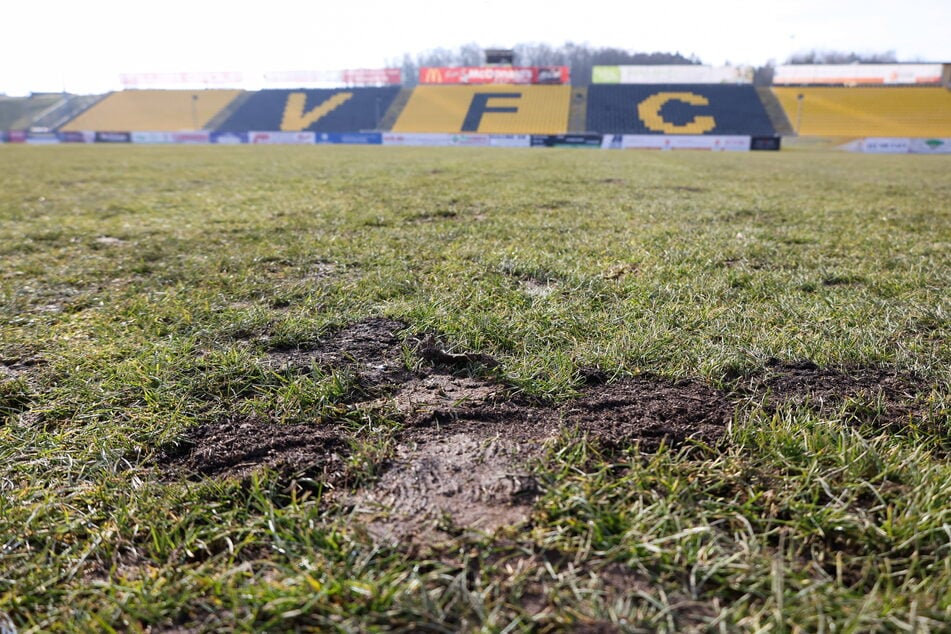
[1,145,949,632]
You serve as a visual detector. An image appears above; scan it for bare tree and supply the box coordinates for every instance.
[786,49,898,64]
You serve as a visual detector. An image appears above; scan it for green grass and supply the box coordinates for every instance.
[1,145,949,632]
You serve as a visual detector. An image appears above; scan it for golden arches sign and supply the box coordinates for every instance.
[637,92,717,134]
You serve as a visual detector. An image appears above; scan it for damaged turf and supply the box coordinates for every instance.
[158,318,938,544]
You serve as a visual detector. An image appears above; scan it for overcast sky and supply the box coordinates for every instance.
[2,0,948,95]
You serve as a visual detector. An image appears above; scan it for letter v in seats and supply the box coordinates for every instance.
[281,92,353,131]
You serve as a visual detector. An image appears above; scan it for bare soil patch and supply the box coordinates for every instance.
[735,359,932,426]
[162,318,735,541]
[160,414,348,483]
[163,318,938,544]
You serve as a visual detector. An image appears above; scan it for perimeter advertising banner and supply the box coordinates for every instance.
[264,69,401,86]
[419,66,569,85]
[383,133,492,146]
[593,65,753,84]
[211,132,249,144]
[315,132,383,145]
[841,137,951,154]
[120,71,244,88]
[6,131,27,143]
[909,138,951,154]
[26,133,60,145]
[773,64,943,85]
[615,135,751,151]
[58,131,96,143]
[248,131,315,144]
[95,132,131,143]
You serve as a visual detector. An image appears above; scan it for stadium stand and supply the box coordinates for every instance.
[586,85,777,136]
[392,86,571,134]
[0,93,68,130]
[772,87,951,137]
[214,88,401,132]
[60,90,242,132]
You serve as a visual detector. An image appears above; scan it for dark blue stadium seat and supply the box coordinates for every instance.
[586,85,776,136]
[215,88,401,133]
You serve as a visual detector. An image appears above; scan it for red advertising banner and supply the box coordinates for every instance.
[419,66,569,85]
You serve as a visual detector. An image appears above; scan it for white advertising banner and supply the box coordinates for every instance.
[248,131,315,145]
[170,132,211,144]
[489,135,531,148]
[619,135,750,151]
[132,132,175,144]
[382,133,497,147]
[120,71,243,89]
[909,138,951,154]
[773,64,943,85]
[859,138,913,154]
[594,65,753,84]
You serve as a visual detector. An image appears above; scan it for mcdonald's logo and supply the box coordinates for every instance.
[421,67,444,84]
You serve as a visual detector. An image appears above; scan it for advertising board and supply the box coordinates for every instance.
[0,131,5,144]
[860,138,912,153]
[95,132,131,143]
[383,133,494,147]
[619,135,751,151]
[419,66,569,85]
[6,131,28,143]
[248,131,315,145]
[593,65,753,84]
[265,69,401,86]
[488,135,531,147]
[773,64,943,85]
[131,132,174,144]
[909,138,951,154]
[211,132,248,144]
[315,132,383,145]
[530,134,603,148]
[171,132,211,144]
[58,131,95,143]
[25,133,60,145]
[120,71,243,89]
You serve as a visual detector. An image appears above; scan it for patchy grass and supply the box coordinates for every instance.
[0,145,949,632]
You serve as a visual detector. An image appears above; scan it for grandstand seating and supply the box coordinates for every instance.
[586,85,777,136]
[60,90,242,132]
[771,87,951,137]
[392,86,570,134]
[214,88,401,132]
[0,93,67,130]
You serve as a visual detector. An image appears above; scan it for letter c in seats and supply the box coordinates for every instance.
[637,92,717,134]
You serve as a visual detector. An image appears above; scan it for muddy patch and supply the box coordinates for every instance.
[162,318,734,542]
[160,415,348,483]
[349,431,539,543]
[735,360,932,426]
[265,317,412,389]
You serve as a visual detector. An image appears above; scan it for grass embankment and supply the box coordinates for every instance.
[1,146,949,632]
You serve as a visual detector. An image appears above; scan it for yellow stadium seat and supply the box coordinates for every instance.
[772,87,951,137]
[61,90,242,132]
[393,86,570,134]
